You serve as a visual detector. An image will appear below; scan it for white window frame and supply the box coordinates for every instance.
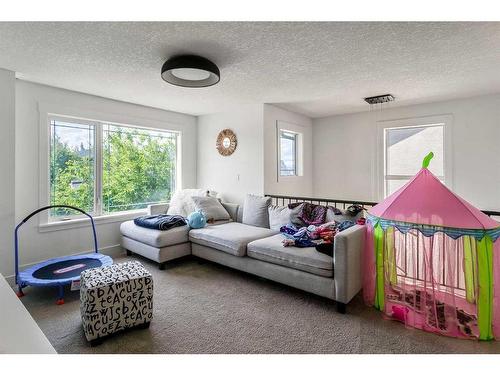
[48,115,99,220]
[279,130,298,176]
[38,102,183,232]
[376,114,453,200]
[276,120,304,180]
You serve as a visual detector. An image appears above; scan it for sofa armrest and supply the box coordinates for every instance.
[333,224,366,304]
[221,202,239,222]
[148,203,170,215]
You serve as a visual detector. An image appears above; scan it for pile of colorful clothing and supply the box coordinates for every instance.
[288,202,365,226]
[280,221,355,247]
[279,202,366,257]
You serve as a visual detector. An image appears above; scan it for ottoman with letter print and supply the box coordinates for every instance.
[80,261,153,345]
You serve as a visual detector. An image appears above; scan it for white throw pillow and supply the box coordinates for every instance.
[191,196,230,221]
[167,189,209,217]
[207,190,219,198]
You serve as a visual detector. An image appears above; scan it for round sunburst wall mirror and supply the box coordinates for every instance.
[216,129,237,156]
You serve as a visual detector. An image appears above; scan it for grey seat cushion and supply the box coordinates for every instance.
[247,234,333,277]
[120,220,189,248]
[189,222,277,257]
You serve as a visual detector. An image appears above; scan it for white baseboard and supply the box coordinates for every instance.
[4,244,125,286]
[99,244,124,257]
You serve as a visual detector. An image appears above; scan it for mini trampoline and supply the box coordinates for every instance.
[15,205,113,305]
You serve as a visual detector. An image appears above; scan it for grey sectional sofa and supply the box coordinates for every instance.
[120,202,365,313]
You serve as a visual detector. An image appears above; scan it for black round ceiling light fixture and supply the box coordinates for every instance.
[161,55,220,88]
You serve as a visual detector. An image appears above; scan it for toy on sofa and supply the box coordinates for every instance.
[187,210,207,229]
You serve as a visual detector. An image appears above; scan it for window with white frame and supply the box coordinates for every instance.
[383,122,446,197]
[49,116,178,219]
[279,130,299,176]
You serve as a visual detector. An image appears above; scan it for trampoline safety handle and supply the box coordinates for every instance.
[14,205,99,284]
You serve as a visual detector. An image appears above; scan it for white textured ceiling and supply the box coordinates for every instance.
[1,22,500,118]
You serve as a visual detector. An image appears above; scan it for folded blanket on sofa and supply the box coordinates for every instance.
[134,214,187,230]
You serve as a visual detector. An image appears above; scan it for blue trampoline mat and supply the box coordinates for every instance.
[18,253,113,287]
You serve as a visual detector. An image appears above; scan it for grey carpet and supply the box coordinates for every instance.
[20,254,500,354]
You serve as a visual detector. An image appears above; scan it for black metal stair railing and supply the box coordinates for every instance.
[264,194,500,218]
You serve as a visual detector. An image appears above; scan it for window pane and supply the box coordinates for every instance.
[50,119,95,217]
[102,125,177,213]
[386,179,410,196]
[387,177,445,196]
[386,125,444,176]
[280,131,296,176]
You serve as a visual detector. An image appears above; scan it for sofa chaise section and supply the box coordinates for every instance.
[120,203,191,269]
[121,220,189,248]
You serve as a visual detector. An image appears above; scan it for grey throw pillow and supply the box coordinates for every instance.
[268,204,303,230]
[288,203,304,227]
[242,194,271,228]
[191,196,231,221]
[268,205,291,230]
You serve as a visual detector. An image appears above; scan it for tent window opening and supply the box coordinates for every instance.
[393,230,467,298]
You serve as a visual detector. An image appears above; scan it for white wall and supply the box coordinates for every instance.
[197,105,264,205]
[313,94,500,211]
[0,69,15,277]
[10,78,500,279]
[13,80,197,277]
[263,104,313,197]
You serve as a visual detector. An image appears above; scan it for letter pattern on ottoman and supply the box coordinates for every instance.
[80,261,153,345]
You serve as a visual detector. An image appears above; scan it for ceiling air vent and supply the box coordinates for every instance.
[364,94,395,105]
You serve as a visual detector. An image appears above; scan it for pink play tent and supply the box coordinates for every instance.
[363,153,500,340]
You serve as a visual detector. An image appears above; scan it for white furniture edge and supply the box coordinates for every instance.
[0,273,56,354]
